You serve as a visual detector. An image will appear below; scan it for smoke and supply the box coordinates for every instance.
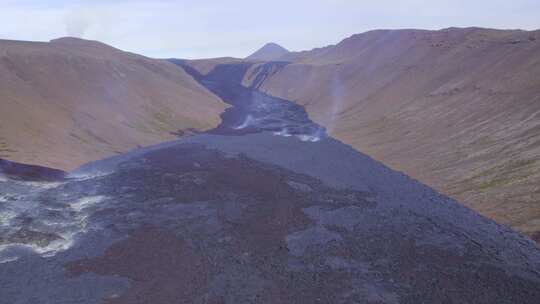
[64,8,93,38]
[328,70,345,134]
[63,7,113,39]
[234,115,256,130]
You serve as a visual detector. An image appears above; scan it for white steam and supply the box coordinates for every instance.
[63,7,112,39]
[328,71,346,134]
[234,115,256,130]
[64,8,92,37]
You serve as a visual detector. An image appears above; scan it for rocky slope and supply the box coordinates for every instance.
[0,37,226,171]
[235,28,540,239]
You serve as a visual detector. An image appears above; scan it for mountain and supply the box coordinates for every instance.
[197,27,540,240]
[246,42,289,61]
[0,37,226,170]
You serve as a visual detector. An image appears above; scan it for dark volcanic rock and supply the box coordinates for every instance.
[66,227,209,304]
[1,228,63,248]
[172,60,326,141]
[0,159,66,182]
[1,137,540,303]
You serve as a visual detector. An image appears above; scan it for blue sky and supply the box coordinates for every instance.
[1,0,539,59]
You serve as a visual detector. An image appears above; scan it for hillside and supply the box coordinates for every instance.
[234,28,540,239]
[0,37,226,170]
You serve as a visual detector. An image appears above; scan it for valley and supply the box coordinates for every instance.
[1,27,540,303]
[2,67,540,301]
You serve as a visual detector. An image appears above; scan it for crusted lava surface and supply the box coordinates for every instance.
[2,140,540,303]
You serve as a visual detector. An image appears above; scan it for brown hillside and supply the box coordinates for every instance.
[0,37,226,170]
[239,28,540,237]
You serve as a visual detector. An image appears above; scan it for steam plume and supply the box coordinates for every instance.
[63,8,94,38]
